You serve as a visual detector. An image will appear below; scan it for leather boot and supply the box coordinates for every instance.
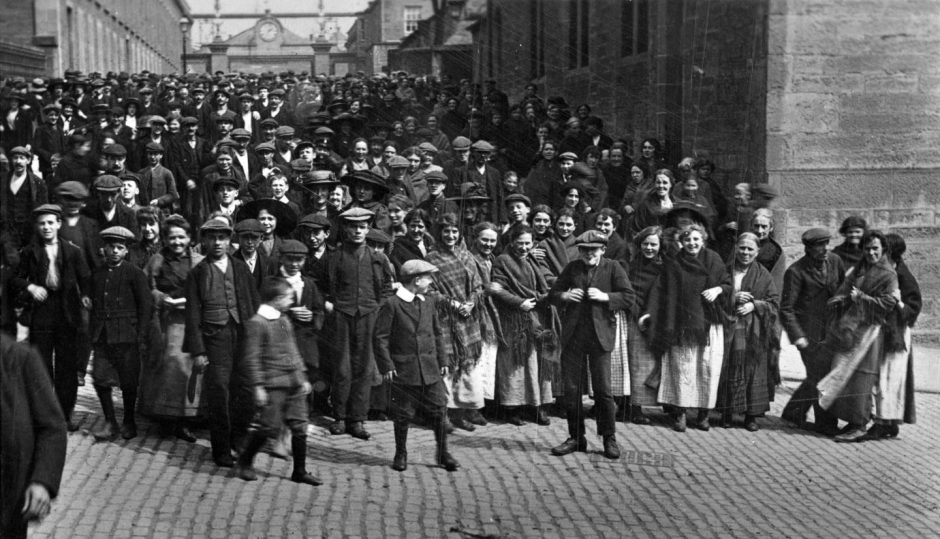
[392,421,408,472]
[631,405,650,425]
[694,409,711,431]
[121,387,138,439]
[673,408,687,433]
[290,435,322,485]
[434,417,459,471]
[92,386,120,441]
[234,432,267,480]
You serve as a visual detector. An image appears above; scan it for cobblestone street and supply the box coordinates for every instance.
[29,374,940,538]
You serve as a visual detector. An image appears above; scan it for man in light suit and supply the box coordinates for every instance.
[549,230,635,459]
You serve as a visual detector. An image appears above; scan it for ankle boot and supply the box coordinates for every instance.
[121,388,138,439]
[235,432,268,480]
[695,409,711,431]
[631,405,650,425]
[673,408,687,433]
[434,417,459,471]
[392,421,409,472]
[290,435,322,485]
[93,386,120,441]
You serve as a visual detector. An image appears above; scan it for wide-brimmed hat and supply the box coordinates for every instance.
[236,198,298,236]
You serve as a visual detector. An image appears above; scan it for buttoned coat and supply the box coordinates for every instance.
[373,293,448,386]
[182,256,260,357]
[780,253,845,345]
[12,239,91,328]
[549,257,636,352]
[89,261,151,344]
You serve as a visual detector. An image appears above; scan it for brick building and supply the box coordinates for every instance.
[472,0,939,342]
[345,0,434,74]
[0,0,191,76]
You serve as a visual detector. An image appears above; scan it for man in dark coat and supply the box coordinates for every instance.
[53,134,95,195]
[232,218,278,290]
[83,174,139,237]
[183,216,260,467]
[2,146,49,248]
[0,333,68,539]
[166,116,211,224]
[779,228,845,435]
[549,230,635,459]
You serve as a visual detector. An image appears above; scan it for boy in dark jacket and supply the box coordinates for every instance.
[374,259,458,472]
[234,276,321,486]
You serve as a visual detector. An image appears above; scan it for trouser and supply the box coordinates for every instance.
[202,321,251,459]
[783,342,837,428]
[562,324,616,438]
[330,311,376,422]
[30,295,80,420]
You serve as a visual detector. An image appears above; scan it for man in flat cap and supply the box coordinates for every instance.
[779,228,845,436]
[232,218,277,291]
[317,207,394,440]
[234,91,260,142]
[88,226,151,441]
[167,116,211,224]
[443,136,472,197]
[11,204,92,431]
[32,104,65,178]
[54,134,95,192]
[184,217,260,467]
[2,146,48,247]
[374,259,459,473]
[550,230,635,459]
[262,88,292,127]
[137,141,179,215]
[84,174,139,236]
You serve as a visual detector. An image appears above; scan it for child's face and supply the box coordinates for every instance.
[281,255,305,276]
[217,186,238,205]
[271,291,294,312]
[428,181,446,197]
[413,273,433,294]
[503,174,518,191]
[147,151,162,167]
[271,179,288,199]
[36,214,61,242]
[103,242,128,265]
[140,220,159,242]
[121,180,139,201]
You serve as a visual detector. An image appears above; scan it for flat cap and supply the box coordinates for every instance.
[400,259,439,278]
[254,141,276,153]
[43,103,62,113]
[279,239,309,256]
[275,126,295,137]
[214,111,236,123]
[212,176,240,190]
[120,173,140,185]
[259,118,279,128]
[470,140,494,152]
[55,181,89,199]
[417,142,438,153]
[33,203,62,218]
[200,216,234,234]
[301,169,339,186]
[270,88,286,97]
[801,228,831,245]
[338,207,374,222]
[148,115,167,125]
[100,226,136,243]
[575,230,608,248]
[558,151,578,161]
[101,144,127,157]
[234,218,264,235]
[93,175,123,192]
[504,193,531,207]
[451,136,472,150]
[145,141,164,153]
[387,155,410,169]
[298,213,332,229]
[366,228,392,245]
[9,146,31,157]
[181,116,199,126]
[313,126,335,137]
[230,128,251,140]
[423,170,448,184]
[289,159,312,172]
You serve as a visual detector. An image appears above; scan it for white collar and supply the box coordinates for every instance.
[395,287,424,303]
[257,304,281,320]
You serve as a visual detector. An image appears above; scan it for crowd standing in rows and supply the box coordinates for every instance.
[0,68,922,517]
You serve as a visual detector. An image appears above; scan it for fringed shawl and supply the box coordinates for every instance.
[827,257,904,353]
[427,246,483,372]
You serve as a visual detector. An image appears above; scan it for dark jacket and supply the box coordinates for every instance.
[12,239,91,328]
[780,253,845,344]
[83,202,140,237]
[89,261,152,344]
[183,256,260,356]
[319,243,395,317]
[0,334,67,537]
[232,248,278,291]
[289,274,326,370]
[550,257,635,351]
[373,292,448,386]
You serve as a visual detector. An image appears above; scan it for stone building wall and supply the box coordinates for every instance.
[767,0,940,343]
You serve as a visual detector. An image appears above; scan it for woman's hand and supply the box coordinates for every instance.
[701,287,722,303]
[27,284,48,302]
[290,306,313,322]
[530,247,546,261]
[735,302,755,316]
[587,287,609,302]
[735,291,753,304]
[850,286,863,300]
[563,288,584,303]
[519,298,537,312]
[457,303,474,318]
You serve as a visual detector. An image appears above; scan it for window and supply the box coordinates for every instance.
[404,6,421,34]
[568,0,589,69]
[622,0,650,57]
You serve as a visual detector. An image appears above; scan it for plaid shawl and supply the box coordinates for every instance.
[427,246,483,372]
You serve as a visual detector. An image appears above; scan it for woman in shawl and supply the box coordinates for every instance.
[426,213,486,431]
[818,230,903,443]
[628,169,675,243]
[469,222,503,411]
[491,224,560,426]
[389,209,432,273]
[716,233,779,431]
[628,226,665,424]
[832,215,867,269]
[539,208,579,278]
[645,224,731,432]
[139,215,204,442]
[858,233,921,440]
[750,208,786,392]
[523,140,563,208]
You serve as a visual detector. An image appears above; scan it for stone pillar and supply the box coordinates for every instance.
[208,39,230,74]
[311,39,332,76]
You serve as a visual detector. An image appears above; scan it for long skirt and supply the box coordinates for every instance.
[657,324,724,409]
[445,360,486,409]
[818,325,881,425]
[587,312,631,397]
[874,327,911,422]
[627,319,659,406]
[139,310,203,418]
[496,345,553,407]
[480,338,498,400]
[716,340,771,416]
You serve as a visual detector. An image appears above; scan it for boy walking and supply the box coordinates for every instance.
[374,260,459,472]
[235,276,321,485]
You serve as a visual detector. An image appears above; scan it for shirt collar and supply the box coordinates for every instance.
[395,286,424,303]
[257,304,281,320]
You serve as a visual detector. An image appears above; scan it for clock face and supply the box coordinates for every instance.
[259,22,278,41]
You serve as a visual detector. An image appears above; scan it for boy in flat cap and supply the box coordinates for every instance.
[11,204,91,430]
[138,142,179,215]
[89,226,152,441]
[184,217,260,467]
[318,207,394,440]
[374,259,459,472]
[2,146,48,247]
[234,276,321,485]
[84,174,139,236]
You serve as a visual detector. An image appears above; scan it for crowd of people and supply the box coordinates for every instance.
[0,68,923,517]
